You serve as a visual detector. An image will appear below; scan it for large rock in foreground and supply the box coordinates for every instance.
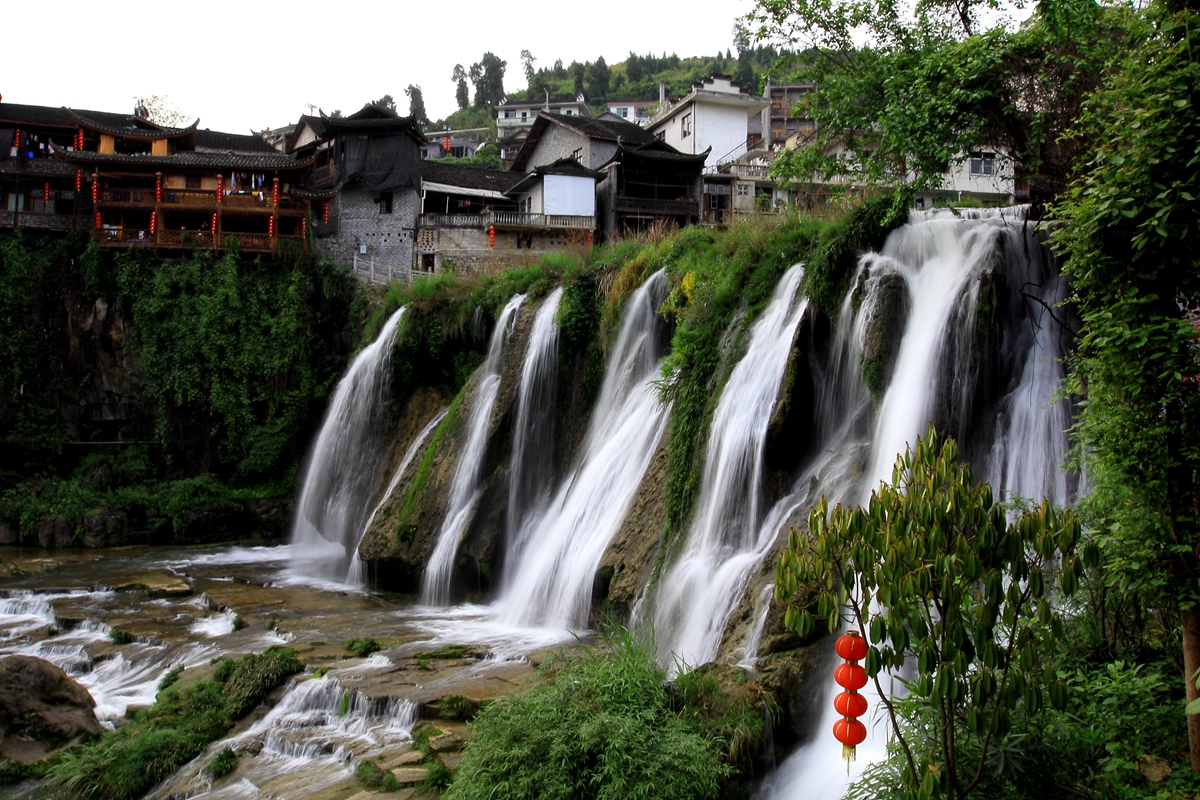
[0,656,102,747]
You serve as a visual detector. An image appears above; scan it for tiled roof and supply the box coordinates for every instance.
[62,150,312,171]
[0,103,131,130]
[421,161,524,193]
[506,157,603,195]
[195,129,278,154]
[540,114,660,145]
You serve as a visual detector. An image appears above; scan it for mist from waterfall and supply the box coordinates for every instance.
[288,307,406,582]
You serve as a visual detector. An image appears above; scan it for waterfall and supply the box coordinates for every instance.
[422,294,526,605]
[756,207,1077,800]
[289,308,406,582]
[504,287,563,579]
[495,271,671,629]
[648,264,808,669]
[346,406,450,585]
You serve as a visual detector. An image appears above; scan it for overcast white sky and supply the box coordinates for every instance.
[2,0,753,133]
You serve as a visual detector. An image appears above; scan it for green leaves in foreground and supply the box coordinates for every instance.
[448,631,732,800]
[46,648,302,800]
[776,425,1087,800]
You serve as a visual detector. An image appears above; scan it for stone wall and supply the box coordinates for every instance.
[419,225,589,277]
[317,184,419,284]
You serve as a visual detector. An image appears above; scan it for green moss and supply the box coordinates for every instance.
[344,638,382,658]
[440,694,479,721]
[109,629,134,646]
[208,747,237,779]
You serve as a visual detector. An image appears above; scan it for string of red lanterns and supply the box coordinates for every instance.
[91,175,99,204]
[12,129,20,149]
[94,212,102,231]
[216,174,223,203]
[150,211,157,234]
[268,215,275,237]
[832,630,869,766]
[155,172,162,202]
[323,203,330,223]
[211,213,218,237]
[488,225,495,248]
[301,218,307,238]
[272,177,279,207]
[43,183,50,202]
[75,170,82,192]
[75,129,85,150]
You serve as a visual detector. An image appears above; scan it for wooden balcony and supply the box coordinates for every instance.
[95,227,304,253]
[0,157,77,177]
[0,210,88,231]
[99,189,308,214]
[417,211,595,230]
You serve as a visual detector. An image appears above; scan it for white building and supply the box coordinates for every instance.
[648,77,768,170]
[497,96,591,132]
[605,101,657,127]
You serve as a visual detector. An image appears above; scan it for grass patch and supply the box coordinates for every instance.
[446,628,733,800]
[344,638,382,658]
[108,629,134,646]
[356,760,402,792]
[158,666,183,692]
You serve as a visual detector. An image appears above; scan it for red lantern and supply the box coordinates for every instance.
[94,212,102,230]
[272,177,279,206]
[834,663,867,691]
[269,215,275,236]
[216,174,223,202]
[150,211,156,233]
[488,225,495,248]
[43,183,50,202]
[323,203,329,223]
[833,718,867,748]
[91,178,99,204]
[834,691,869,718]
[586,232,593,247]
[155,172,162,202]
[12,128,19,148]
[835,631,869,662]
[75,170,82,192]
[76,129,84,150]
[442,136,451,152]
[301,218,307,237]
[211,213,218,233]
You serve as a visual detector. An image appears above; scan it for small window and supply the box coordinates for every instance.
[378,192,393,214]
[969,152,995,176]
[504,110,515,118]
[421,253,435,270]
[710,194,720,208]
[617,107,628,118]
[565,109,573,115]
[572,147,583,163]
[186,175,201,189]
[655,131,665,141]
[681,113,692,138]
[736,183,750,197]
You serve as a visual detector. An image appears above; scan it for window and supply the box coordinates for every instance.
[378,192,393,214]
[655,131,665,141]
[681,113,692,138]
[617,107,628,118]
[521,196,533,213]
[504,110,515,119]
[710,194,720,208]
[565,109,573,115]
[421,253,435,270]
[186,175,201,189]
[736,183,750,197]
[636,107,648,118]
[969,152,995,176]
[521,111,528,119]
[572,147,583,163]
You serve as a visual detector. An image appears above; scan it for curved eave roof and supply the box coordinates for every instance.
[69,111,200,140]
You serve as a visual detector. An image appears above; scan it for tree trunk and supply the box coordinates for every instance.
[1183,604,1200,772]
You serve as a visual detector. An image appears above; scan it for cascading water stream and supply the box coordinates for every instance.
[648,264,808,670]
[503,287,562,580]
[756,207,1078,800]
[422,294,526,605]
[495,271,671,629]
[346,406,450,585]
[289,308,406,582]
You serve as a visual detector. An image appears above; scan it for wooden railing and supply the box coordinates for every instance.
[0,157,76,176]
[94,228,303,253]
[100,189,307,213]
[613,196,699,216]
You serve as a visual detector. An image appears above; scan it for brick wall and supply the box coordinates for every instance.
[317,184,418,284]
[418,225,589,276]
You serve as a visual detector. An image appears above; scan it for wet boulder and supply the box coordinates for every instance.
[0,656,102,746]
[36,516,73,549]
[0,523,16,546]
[82,509,130,548]
[178,502,257,544]
[860,271,910,400]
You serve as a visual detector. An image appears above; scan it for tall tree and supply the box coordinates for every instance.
[469,52,507,110]
[586,57,611,103]
[371,94,396,112]
[571,62,585,97]
[1055,0,1200,770]
[404,85,429,128]
[132,95,189,127]
[452,64,469,110]
[627,52,643,83]
[520,49,537,88]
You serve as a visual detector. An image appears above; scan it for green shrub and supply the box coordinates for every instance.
[356,760,401,791]
[158,666,183,692]
[109,629,134,646]
[447,629,731,800]
[439,693,478,721]
[0,758,30,786]
[221,647,304,717]
[208,747,237,779]
[344,637,382,658]
[230,614,246,632]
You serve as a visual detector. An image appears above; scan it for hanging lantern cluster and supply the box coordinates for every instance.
[488,225,495,248]
[75,170,82,192]
[268,215,275,236]
[91,174,99,204]
[211,213,218,234]
[155,172,162,202]
[43,183,50,202]
[301,218,307,238]
[12,129,20,149]
[442,136,451,152]
[150,211,157,234]
[216,174,223,202]
[94,212,102,230]
[833,630,869,764]
[272,177,280,206]
[75,129,85,150]
[586,232,593,247]
[323,202,330,223]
